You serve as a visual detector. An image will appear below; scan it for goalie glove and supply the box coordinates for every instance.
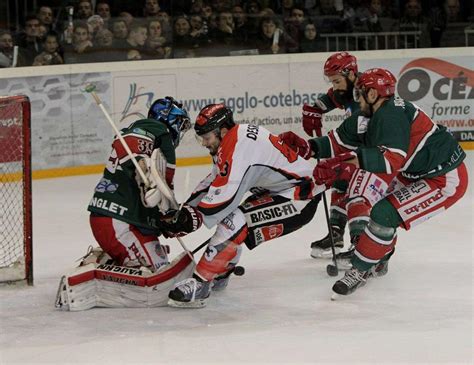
[160,205,203,238]
[136,149,172,212]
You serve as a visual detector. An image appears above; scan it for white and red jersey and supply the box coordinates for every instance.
[188,124,323,228]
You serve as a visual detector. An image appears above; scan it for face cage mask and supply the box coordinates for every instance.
[169,114,191,147]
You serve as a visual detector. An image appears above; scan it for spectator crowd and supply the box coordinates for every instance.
[0,0,472,67]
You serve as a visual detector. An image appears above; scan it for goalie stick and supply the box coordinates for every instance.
[84,84,194,263]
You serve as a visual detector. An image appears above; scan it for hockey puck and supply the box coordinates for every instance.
[326,264,339,277]
[233,266,245,276]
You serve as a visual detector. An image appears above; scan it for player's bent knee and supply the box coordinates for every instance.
[370,199,403,229]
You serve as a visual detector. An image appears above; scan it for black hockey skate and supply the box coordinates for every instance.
[310,226,345,258]
[168,278,211,308]
[332,267,370,296]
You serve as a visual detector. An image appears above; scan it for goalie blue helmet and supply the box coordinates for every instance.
[148,97,191,147]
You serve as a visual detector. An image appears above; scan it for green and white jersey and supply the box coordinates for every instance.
[312,97,465,178]
[87,119,176,233]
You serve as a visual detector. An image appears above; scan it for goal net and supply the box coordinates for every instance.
[0,95,33,285]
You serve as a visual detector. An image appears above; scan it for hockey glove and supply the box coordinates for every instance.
[278,131,313,160]
[302,104,323,137]
[313,152,357,188]
[160,205,203,238]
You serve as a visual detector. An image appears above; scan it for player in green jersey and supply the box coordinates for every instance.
[302,52,360,258]
[87,96,191,272]
[282,68,468,297]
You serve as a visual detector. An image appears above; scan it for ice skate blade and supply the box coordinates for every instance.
[310,247,341,259]
[331,292,340,301]
[168,298,208,309]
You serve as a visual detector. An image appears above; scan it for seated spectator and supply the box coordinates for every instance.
[427,0,447,47]
[355,0,384,32]
[393,0,430,48]
[111,18,129,43]
[87,15,105,39]
[119,12,134,29]
[143,0,161,18]
[232,6,249,44]
[157,11,173,43]
[172,16,194,58]
[33,32,64,66]
[113,22,148,60]
[89,28,120,62]
[299,21,324,52]
[201,4,218,33]
[77,0,94,20]
[143,19,172,59]
[445,0,463,22]
[96,1,111,24]
[37,6,54,32]
[285,7,307,52]
[209,11,241,55]
[0,30,27,67]
[63,22,93,64]
[254,17,290,54]
[189,14,211,48]
[244,1,262,42]
[15,15,42,65]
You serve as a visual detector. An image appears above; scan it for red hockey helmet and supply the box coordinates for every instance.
[194,103,235,136]
[323,51,358,77]
[355,68,397,98]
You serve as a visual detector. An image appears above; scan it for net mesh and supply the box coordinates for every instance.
[0,99,26,273]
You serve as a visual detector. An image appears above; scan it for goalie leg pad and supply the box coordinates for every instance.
[55,252,194,311]
[90,216,169,271]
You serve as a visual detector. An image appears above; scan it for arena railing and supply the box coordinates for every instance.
[318,30,422,52]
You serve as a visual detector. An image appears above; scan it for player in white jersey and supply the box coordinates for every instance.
[160,103,325,308]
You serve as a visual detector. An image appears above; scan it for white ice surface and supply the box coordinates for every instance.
[1,155,473,365]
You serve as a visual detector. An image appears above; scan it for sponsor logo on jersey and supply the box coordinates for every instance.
[254,224,284,245]
[242,195,274,210]
[351,171,366,196]
[402,190,444,217]
[222,212,236,231]
[357,116,369,134]
[89,197,128,215]
[393,181,430,203]
[248,203,298,226]
[95,178,118,193]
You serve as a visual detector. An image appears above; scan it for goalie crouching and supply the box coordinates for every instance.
[55,97,195,311]
[160,104,326,308]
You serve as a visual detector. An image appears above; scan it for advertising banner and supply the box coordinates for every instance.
[0,48,472,174]
[0,72,112,170]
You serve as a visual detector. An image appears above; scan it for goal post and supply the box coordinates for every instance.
[0,95,33,285]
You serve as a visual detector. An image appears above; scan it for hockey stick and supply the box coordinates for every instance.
[84,84,195,264]
[315,154,339,276]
